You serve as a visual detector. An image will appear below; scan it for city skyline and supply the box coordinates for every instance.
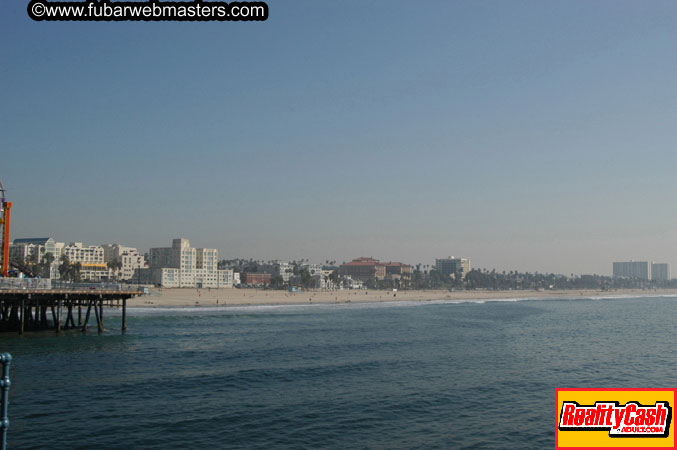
[8,232,675,280]
[2,1,677,275]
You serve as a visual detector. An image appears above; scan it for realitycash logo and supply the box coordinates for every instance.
[556,388,676,449]
[559,401,671,437]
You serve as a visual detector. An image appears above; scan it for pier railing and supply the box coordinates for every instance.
[0,353,10,450]
[51,281,130,291]
[0,278,52,290]
[0,278,142,292]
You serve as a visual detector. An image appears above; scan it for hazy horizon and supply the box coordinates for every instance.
[2,1,676,275]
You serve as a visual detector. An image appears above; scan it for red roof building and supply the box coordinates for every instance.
[383,262,412,280]
[339,257,386,281]
[339,257,411,282]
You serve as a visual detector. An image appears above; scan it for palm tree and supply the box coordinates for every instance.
[71,262,82,282]
[58,255,71,281]
[58,255,82,282]
[40,252,55,278]
[107,259,122,281]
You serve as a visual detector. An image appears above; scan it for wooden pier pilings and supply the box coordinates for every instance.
[0,290,138,334]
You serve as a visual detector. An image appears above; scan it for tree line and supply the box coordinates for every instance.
[410,267,677,291]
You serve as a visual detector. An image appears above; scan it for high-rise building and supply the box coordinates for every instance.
[651,263,671,281]
[147,238,196,287]
[435,257,471,278]
[195,248,218,288]
[140,238,232,288]
[612,261,651,280]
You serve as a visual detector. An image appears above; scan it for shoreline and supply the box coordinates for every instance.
[129,287,677,308]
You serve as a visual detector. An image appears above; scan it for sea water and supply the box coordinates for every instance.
[1,296,676,449]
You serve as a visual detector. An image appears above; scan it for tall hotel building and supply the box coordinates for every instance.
[651,263,671,281]
[612,261,651,280]
[139,238,232,288]
[435,257,471,278]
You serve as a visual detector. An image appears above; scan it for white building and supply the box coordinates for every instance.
[344,275,364,290]
[9,240,44,264]
[141,238,232,288]
[271,261,294,283]
[435,257,471,278]
[102,244,146,281]
[303,263,325,289]
[318,268,338,290]
[217,268,234,288]
[62,242,108,281]
[303,263,323,276]
[195,248,218,288]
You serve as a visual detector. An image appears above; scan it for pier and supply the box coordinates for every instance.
[0,286,140,334]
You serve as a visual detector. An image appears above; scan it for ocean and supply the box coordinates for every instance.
[1,295,675,449]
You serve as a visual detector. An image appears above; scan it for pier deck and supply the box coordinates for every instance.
[0,289,140,334]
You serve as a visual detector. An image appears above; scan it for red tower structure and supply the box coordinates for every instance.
[0,180,11,277]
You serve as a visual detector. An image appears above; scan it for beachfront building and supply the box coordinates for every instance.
[612,261,651,280]
[339,257,386,282]
[299,263,325,289]
[102,243,146,281]
[217,268,234,287]
[194,248,217,288]
[435,257,471,278]
[383,262,412,282]
[62,242,108,281]
[146,238,196,287]
[241,272,271,286]
[651,263,671,281]
[138,238,233,288]
[338,257,411,284]
[303,263,324,278]
[344,275,364,290]
[318,269,331,290]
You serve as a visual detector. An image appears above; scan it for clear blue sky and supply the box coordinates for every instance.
[2,0,676,275]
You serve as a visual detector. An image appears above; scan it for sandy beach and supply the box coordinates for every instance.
[130,287,677,308]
